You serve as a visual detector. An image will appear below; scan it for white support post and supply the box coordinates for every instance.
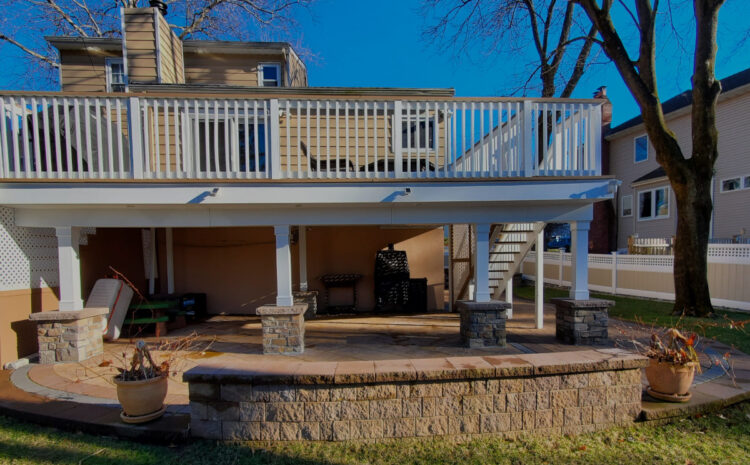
[269,99,282,179]
[166,227,174,294]
[474,223,491,303]
[505,279,513,318]
[447,225,454,312]
[274,225,294,307]
[148,227,156,295]
[558,249,564,285]
[299,225,308,292]
[611,251,618,295]
[569,221,590,300]
[535,229,544,329]
[126,97,144,179]
[393,100,403,178]
[522,100,535,177]
[55,226,83,311]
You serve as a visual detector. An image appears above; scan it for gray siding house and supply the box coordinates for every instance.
[607,68,750,250]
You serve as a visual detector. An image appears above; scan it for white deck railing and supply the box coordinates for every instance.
[0,93,602,181]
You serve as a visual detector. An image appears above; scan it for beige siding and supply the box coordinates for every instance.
[287,51,307,87]
[156,12,184,84]
[59,51,117,92]
[124,9,158,83]
[610,87,750,248]
[184,53,284,86]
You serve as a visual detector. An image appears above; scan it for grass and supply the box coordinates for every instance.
[514,284,750,354]
[1,403,750,465]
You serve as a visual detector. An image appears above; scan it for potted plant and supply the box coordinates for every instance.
[643,328,701,402]
[113,340,169,423]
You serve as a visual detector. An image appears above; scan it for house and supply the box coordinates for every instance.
[607,67,750,250]
[0,6,614,367]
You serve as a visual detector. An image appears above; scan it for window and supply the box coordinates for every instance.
[106,58,127,92]
[258,63,281,87]
[401,118,435,150]
[191,115,266,173]
[621,194,633,217]
[638,187,669,220]
[720,175,750,193]
[634,135,648,163]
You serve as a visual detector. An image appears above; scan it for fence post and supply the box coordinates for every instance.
[269,99,282,179]
[393,100,403,178]
[558,249,564,285]
[126,97,144,179]
[611,251,618,295]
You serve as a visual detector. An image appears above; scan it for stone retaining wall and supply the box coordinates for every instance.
[30,308,108,364]
[185,349,647,441]
[256,304,307,355]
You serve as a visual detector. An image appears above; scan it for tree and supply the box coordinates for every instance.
[574,0,725,317]
[422,0,600,98]
[0,0,312,88]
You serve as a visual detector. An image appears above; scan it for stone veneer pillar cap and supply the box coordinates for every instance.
[456,300,512,311]
[256,304,308,316]
[29,307,109,321]
[551,298,615,308]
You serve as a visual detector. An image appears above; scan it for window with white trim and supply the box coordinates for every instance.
[258,63,281,87]
[638,187,669,220]
[720,175,750,193]
[621,194,633,217]
[106,58,127,92]
[634,135,648,163]
[401,117,436,150]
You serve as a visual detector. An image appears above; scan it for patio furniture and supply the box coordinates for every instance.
[320,273,362,313]
[362,158,437,173]
[299,141,356,172]
[125,300,178,337]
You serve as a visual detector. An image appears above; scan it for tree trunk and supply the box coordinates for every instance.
[671,168,714,317]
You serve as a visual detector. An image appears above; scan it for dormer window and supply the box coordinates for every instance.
[106,58,127,92]
[259,63,281,87]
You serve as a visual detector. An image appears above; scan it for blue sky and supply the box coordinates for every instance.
[0,0,747,127]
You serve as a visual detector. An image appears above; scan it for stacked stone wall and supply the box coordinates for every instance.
[30,308,107,363]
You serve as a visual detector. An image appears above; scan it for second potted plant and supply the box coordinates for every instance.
[113,340,169,423]
[643,328,700,402]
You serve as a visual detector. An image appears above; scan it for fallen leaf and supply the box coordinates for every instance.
[98,360,112,367]
[578,445,587,451]
[717,414,727,420]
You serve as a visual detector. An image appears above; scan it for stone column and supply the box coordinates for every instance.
[30,307,108,363]
[256,304,307,354]
[457,300,510,348]
[552,298,613,345]
[56,226,83,311]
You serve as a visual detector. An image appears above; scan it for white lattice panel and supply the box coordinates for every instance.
[0,207,59,291]
[707,244,750,263]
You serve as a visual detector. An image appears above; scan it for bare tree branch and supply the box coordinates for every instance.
[0,33,59,67]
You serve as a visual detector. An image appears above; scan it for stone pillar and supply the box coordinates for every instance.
[256,304,307,354]
[457,300,510,348]
[552,298,613,345]
[30,308,108,363]
[293,290,318,319]
[56,226,83,311]
[569,221,590,300]
[274,225,293,307]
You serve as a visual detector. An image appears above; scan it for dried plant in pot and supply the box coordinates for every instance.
[643,328,701,403]
[113,340,169,423]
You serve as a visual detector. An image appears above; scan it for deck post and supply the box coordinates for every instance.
[504,279,513,318]
[569,220,590,300]
[269,99,282,179]
[393,100,403,178]
[55,226,83,311]
[298,225,308,292]
[274,224,294,306]
[126,97,144,179]
[474,223,491,303]
[535,229,544,329]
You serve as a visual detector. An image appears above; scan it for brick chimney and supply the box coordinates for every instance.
[122,6,184,85]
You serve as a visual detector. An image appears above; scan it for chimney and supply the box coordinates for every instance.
[594,85,612,127]
[121,5,184,85]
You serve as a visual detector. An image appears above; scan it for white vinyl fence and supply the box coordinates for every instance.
[521,244,750,311]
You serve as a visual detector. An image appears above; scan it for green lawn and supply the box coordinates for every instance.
[2,403,750,464]
[514,284,750,354]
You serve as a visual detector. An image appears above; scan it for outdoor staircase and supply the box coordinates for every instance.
[451,222,545,305]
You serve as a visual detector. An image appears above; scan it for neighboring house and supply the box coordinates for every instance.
[607,67,750,250]
[0,6,613,365]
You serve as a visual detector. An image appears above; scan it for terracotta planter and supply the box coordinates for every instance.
[645,359,696,396]
[114,375,168,419]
